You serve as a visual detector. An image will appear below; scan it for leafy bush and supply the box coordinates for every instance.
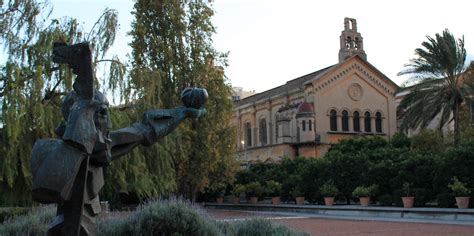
[352,185,378,197]
[265,180,282,197]
[448,177,471,196]
[319,180,339,197]
[291,186,304,198]
[233,184,246,197]
[245,182,264,198]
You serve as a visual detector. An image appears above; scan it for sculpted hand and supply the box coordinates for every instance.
[185,107,207,119]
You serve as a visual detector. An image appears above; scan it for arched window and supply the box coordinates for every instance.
[353,111,360,132]
[259,119,267,145]
[302,120,306,131]
[245,122,252,147]
[308,120,312,131]
[330,110,337,131]
[364,111,371,132]
[342,110,349,131]
[375,112,382,133]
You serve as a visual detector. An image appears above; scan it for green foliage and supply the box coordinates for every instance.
[208,182,226,197]
[128,0,238,201]
[0,0,123,206]
[448,177,471,196]
[319,180,339,197]
[410,129,445,152]
[0,207,29,223]
[398,29,474,144]
[402,182,412,196]
[352,184,378,197]
[233,184,246,197]
[0,206,55,235]
[244,181,264,198]
[265,180,282,197]
[433,140,474,196]
[390,132,411,148]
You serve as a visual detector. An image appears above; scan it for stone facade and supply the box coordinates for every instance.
[232,18,399,164]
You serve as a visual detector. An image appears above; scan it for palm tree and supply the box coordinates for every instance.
[398,29,474,144]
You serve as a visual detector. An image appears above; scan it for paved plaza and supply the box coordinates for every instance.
[207,209,474,236]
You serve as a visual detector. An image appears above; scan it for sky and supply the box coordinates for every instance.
[49,0,474,93]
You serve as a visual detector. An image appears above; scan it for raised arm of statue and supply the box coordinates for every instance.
[89,88,207,165]
[94,106,205,162]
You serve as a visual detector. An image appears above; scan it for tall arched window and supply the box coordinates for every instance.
[308,120,312,131]
[259,119,267,145]
[330,110,337,131]
[353,111,360,132]
[375,112,382,133]
[302,120,306,131]
[245,122,252,147]
[342,110,349,131]
[364,111,371,132]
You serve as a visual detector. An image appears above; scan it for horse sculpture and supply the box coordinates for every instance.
[31,42,207,236]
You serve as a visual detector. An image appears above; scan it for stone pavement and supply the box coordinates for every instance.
[206,209,474,236]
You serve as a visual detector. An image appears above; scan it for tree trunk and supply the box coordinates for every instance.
[453,101,461,145]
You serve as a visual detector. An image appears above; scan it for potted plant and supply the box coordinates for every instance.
[448,177,471,209]
[245,182,264,204]
[232,184,246,204]
[291,186,305,205]
[319,180,339,206]
[265,180,282,205]
[352,184,377,207]
[401,182,415,208]
[209,182,226,204]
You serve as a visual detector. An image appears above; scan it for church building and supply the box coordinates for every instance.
[231,18,399,164]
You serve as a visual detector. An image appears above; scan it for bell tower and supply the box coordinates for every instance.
[338,17,367,62]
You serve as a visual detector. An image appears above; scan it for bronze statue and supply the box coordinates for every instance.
[30,42,207,235]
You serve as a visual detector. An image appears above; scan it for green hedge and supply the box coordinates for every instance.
[234,133,474,207]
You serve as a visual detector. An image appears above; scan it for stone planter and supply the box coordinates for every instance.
[248,196,258,204]
[359,197,370,207]
[216,196,224,204]
[271,196,281,205]
[295,196,305,205]
[402,196,415,208]
[455,197,470,209]
[324,197,335,206]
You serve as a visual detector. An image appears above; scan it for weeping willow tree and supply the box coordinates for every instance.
[124,0,238,201]
[0,0,125,206]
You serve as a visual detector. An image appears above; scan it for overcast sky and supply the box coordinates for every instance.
[50,0,474,93]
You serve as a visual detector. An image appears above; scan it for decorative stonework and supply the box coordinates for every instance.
[348,83,363,101]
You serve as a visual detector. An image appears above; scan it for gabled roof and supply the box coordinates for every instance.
[234,65,336,106]
[303,55,399,90]
[234,55,400,107]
